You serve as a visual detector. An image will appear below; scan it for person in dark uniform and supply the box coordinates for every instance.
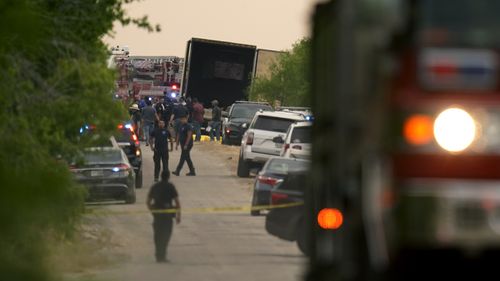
[170,98,189,135]
[149,120,173,182]
[172,116,196,176]
[147,170,181,263]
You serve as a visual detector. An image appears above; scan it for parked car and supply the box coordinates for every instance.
[115,123,143,188]
[70,147,136,204]
[222,101,273,145]
[265,171,309,255]
[251,157,309,216]
[275,122,312,159]
[238,110,307,177]
[80,123,143,188]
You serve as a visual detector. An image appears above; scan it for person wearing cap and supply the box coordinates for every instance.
[209,100,222,142]
[129,103,141,135]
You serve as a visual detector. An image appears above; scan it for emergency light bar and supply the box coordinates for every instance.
[419,48,498,91]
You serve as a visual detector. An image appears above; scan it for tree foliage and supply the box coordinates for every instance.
[249,38,311,107]
[0,1,156,280]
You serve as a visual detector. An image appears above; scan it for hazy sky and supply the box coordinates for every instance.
[103,0,321,57]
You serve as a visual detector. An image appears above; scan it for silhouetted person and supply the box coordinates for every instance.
[147,170,181,263]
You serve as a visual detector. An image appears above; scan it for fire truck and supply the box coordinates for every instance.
[307,0,500,280]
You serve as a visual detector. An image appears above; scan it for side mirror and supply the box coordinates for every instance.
[222,111,229,118]
[272,136,284,144]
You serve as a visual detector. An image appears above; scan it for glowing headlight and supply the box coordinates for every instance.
[434,108,476,152]
[241,123,248,128]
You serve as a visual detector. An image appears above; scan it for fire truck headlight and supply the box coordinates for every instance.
[434,108,476,153]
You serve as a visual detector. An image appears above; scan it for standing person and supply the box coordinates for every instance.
[129,103,141,134]
[209,99,222,142]
[191,98,205,142]
[162,97,173,123]
[141,100,157,146]
[150,120,173,182]
[155,97,166,123]
[172,116,196,176]
[139,97,147,110]
[186,97,194,124]
[169,97,189,135]
[146,170,181,263]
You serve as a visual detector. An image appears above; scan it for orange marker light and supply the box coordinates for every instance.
[317,208,343,230]
[403,115,434,146]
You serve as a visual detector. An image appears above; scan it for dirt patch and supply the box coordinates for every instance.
[194,142,241,174]
[47,215,126,276]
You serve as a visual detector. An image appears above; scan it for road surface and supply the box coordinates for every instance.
[70,142,306,281]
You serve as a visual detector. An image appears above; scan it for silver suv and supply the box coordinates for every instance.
[237,110,307,177]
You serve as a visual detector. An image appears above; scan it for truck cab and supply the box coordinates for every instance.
[307,0,500,279]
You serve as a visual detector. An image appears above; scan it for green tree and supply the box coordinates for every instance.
[249,38,311,107]
[0,1,157,280]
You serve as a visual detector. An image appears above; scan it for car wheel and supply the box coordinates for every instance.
[250,191,261,216]
[135,170,143,189]
[296,219,310,256]
[125,188,136,204]
[237,153,250,177]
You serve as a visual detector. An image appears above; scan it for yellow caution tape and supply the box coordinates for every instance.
[85,202,303,216]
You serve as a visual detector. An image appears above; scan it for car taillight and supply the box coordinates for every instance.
[257,175,281,186]
[112,163,130,172]
[284,144,290,152]
[132,133,138,142]
[246,132,254,145]
[226,128,231,134]
[292,145,302,150]
[271,192,289,205]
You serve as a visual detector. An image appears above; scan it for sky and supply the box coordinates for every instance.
[103,0,321,57]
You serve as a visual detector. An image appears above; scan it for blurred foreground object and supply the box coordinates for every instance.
[306,0,500,280]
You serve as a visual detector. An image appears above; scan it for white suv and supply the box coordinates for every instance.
[278,121,312,159]
[237,110,307,177]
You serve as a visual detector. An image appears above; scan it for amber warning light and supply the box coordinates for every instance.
[317,208,343,230]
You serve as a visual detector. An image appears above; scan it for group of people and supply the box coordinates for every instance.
[129,96,206,181]
[129,95,224,263]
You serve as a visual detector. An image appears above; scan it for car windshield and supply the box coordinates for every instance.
[83,150,122,164]
[254,116,296,133]
[419,0,500,47]
[266,159,309,175]
[231,104,272,119]
[290,126,312,144]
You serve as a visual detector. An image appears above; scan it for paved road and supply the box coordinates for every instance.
[77,142,306,281]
